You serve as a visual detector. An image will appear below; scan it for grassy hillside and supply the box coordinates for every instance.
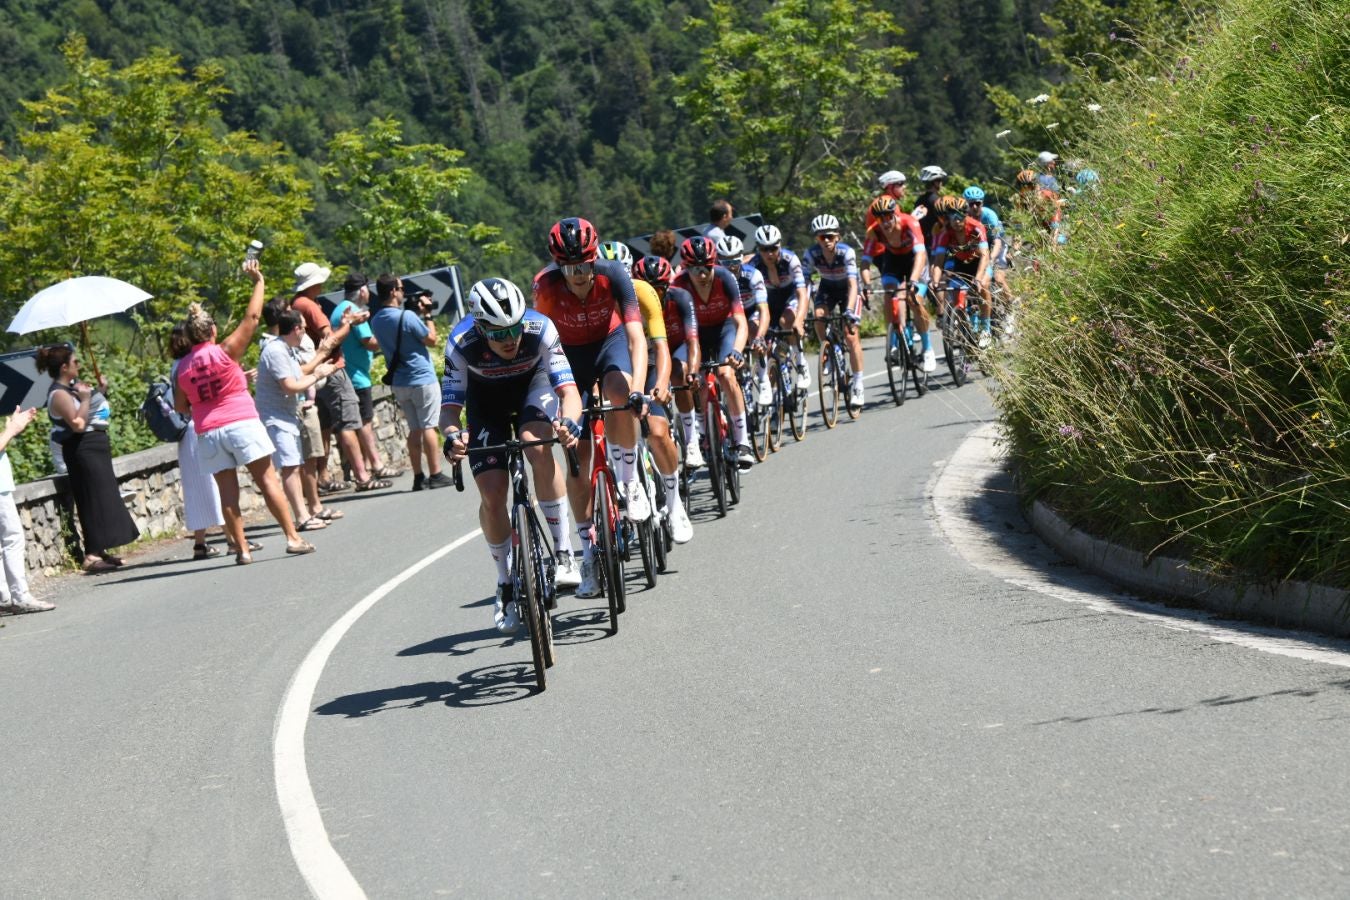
[1000,0,1350,586]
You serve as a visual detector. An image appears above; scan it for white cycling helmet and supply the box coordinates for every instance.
[919,165,948,183]
[877,170,907,187]
[754,224,782,248]
[469,277,526,329]
[597,240,633,267]
[810,214,840,234]
[715,234,744,259]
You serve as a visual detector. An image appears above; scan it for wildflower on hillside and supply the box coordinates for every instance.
[1058,424,1083,440]
[1046,122,1060,130]
[1087,103,1103,113]
[996,129,1012,139]
[1028,93,1050,104]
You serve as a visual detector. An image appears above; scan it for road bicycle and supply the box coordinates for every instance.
[764,326,807,443]
[452,435,578,692]
[735,351,773,462]
[879,283,929,406]
[582,395,646,634]
[696,358,742,517]
[810,311,859,428]
[631,418,664,586]
[935,274,976,388]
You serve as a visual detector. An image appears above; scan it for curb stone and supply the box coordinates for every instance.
[952,421,1350,639]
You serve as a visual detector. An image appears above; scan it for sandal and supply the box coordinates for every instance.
[298,517,329,532]
[318,479,352,496]
[82,558,118,574]
[100,553,126,567]
[227,540,264,554]
[193,543,224,560]
[316,507,344,521]
[373,465,403,479]
[354,477,392,492]
[236,552,253,566]
[286,540,317,555]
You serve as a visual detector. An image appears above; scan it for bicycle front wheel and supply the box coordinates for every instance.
[765,355,784,452]
[722,400,741,507]
[704,401,728,517]
[885,324,907,406]
[593,472,622,633]
[788,356,808,441]
[514,508,548,689]
[818,343,839,429]
[941,300,968,387]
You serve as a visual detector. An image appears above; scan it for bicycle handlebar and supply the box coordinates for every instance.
[451,436,580,491]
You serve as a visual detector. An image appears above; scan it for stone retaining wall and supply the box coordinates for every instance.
[13,388,415,579]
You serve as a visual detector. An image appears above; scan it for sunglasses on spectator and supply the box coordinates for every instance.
[561,262,593,276]
[478,322,525,342]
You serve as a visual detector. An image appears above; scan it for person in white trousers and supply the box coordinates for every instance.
[0,406,54,614]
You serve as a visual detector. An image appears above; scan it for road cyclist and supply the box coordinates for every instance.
[439,278,584,634]
[963,185,1013,337]
[532,217,650,601]
[860,195,935,373]
[716,234,772,409]
[750,224,811,392]
[672,235,753,470]
[802,214,867,412]
[930,196,993,349]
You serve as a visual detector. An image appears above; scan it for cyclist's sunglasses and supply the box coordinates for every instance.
[758,244,780,254]
[689,264,715,273]
[816,232,840,240]
[561,262,593,276]
[967,199,983,206]
[477,322,525,342]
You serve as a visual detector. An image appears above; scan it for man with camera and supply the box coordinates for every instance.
[331,271,398,483]
[370,274,453,490]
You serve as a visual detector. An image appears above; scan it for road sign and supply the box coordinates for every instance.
[0,348,56,413]
[624,214,767,258]
[318,264,468,325]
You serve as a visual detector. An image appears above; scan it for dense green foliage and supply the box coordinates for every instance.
[1000,0,1350,586]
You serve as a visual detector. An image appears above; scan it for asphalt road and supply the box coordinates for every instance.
[4,341,1350,899]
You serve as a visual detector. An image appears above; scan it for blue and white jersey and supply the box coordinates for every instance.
[733,262,767,309]
[801,242,860,283]
[441,308,575,408]
[751,247,806,291]
[976,206,1005,242]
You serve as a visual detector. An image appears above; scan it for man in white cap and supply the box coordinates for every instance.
[290,262,391,493]
[1036,151,1061,191]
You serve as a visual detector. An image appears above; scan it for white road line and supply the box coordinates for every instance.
[273,528,483,899]
[931,425,1350,669]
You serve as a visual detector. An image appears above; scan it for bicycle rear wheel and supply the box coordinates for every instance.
[885,324,907,406]
[818,343,839,429]
[941,298,968,387]
[514,508,548,689]
[788,356,808,441]
[593,471,622,633]
[765,356,784,452]
[704,401,727,516]
[525,509,557,666]
[842,345,861,421]
[721,400,741,507]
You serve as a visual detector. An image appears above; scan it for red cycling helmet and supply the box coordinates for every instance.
[548,217,599,264]
[680,235,717,268]
[633,254,673,286]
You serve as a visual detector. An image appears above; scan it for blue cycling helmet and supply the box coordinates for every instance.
[963,186,986,202]
[1076,169,1099,186]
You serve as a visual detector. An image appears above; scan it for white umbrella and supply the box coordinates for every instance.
[8,276,153,379]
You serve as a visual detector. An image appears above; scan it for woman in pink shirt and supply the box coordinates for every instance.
[174,261,315,563]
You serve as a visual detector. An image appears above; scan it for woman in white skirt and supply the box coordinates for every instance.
[169,324,231,559]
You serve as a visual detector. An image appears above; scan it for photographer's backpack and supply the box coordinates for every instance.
[140,377,189,442]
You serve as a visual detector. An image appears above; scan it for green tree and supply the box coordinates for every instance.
[674,0,915,225]
[320,116,508,273]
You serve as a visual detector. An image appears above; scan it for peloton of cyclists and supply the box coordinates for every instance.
[440,278,584,633]
[801,214,867,411]
[532,217,650,600]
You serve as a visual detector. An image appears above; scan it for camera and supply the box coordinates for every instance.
[407,289,435,318]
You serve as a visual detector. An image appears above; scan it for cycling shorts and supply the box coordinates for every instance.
[946,257,983,282]
[812,279,861,324]
[877,251,919,289]
[697,318,739,368]
[563,327,633,401]
[642,368,669,420]
[766,285,799,323]
[465,366,558,475]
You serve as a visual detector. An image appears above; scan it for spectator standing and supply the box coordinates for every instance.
[369,274,453,490]
[704,199,735,243]
[38,345,139,574]
[169,324,229,560]
[174,260,314,563]
[290,262,390,493]
[0,406,52,612]
[257,300,339,532]
[1037,151,1062,192]
[330,272,397,481]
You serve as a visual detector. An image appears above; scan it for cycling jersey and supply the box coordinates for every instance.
[441,309,575,408]
[672,266,745,330]
[932,218,989,264]
[661,285,698,351]
[802,242,860,284]
[975,207,1004,243]
[914,189,943,250]
[531,258,642,347]
[1015,188,1062,233]
[862,213,925,262]
[733,262,768,308]
[751,247,806,290]
[633,279,666,347]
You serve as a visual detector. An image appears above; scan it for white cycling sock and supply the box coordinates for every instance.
[611,444,636,484]
[663,473,683,513]
[852,371,864,388]
[576,520,594,560]
[487,538,511,584]
[680,411,698,446]
[732,412,747,445]
[538,497,572,556]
